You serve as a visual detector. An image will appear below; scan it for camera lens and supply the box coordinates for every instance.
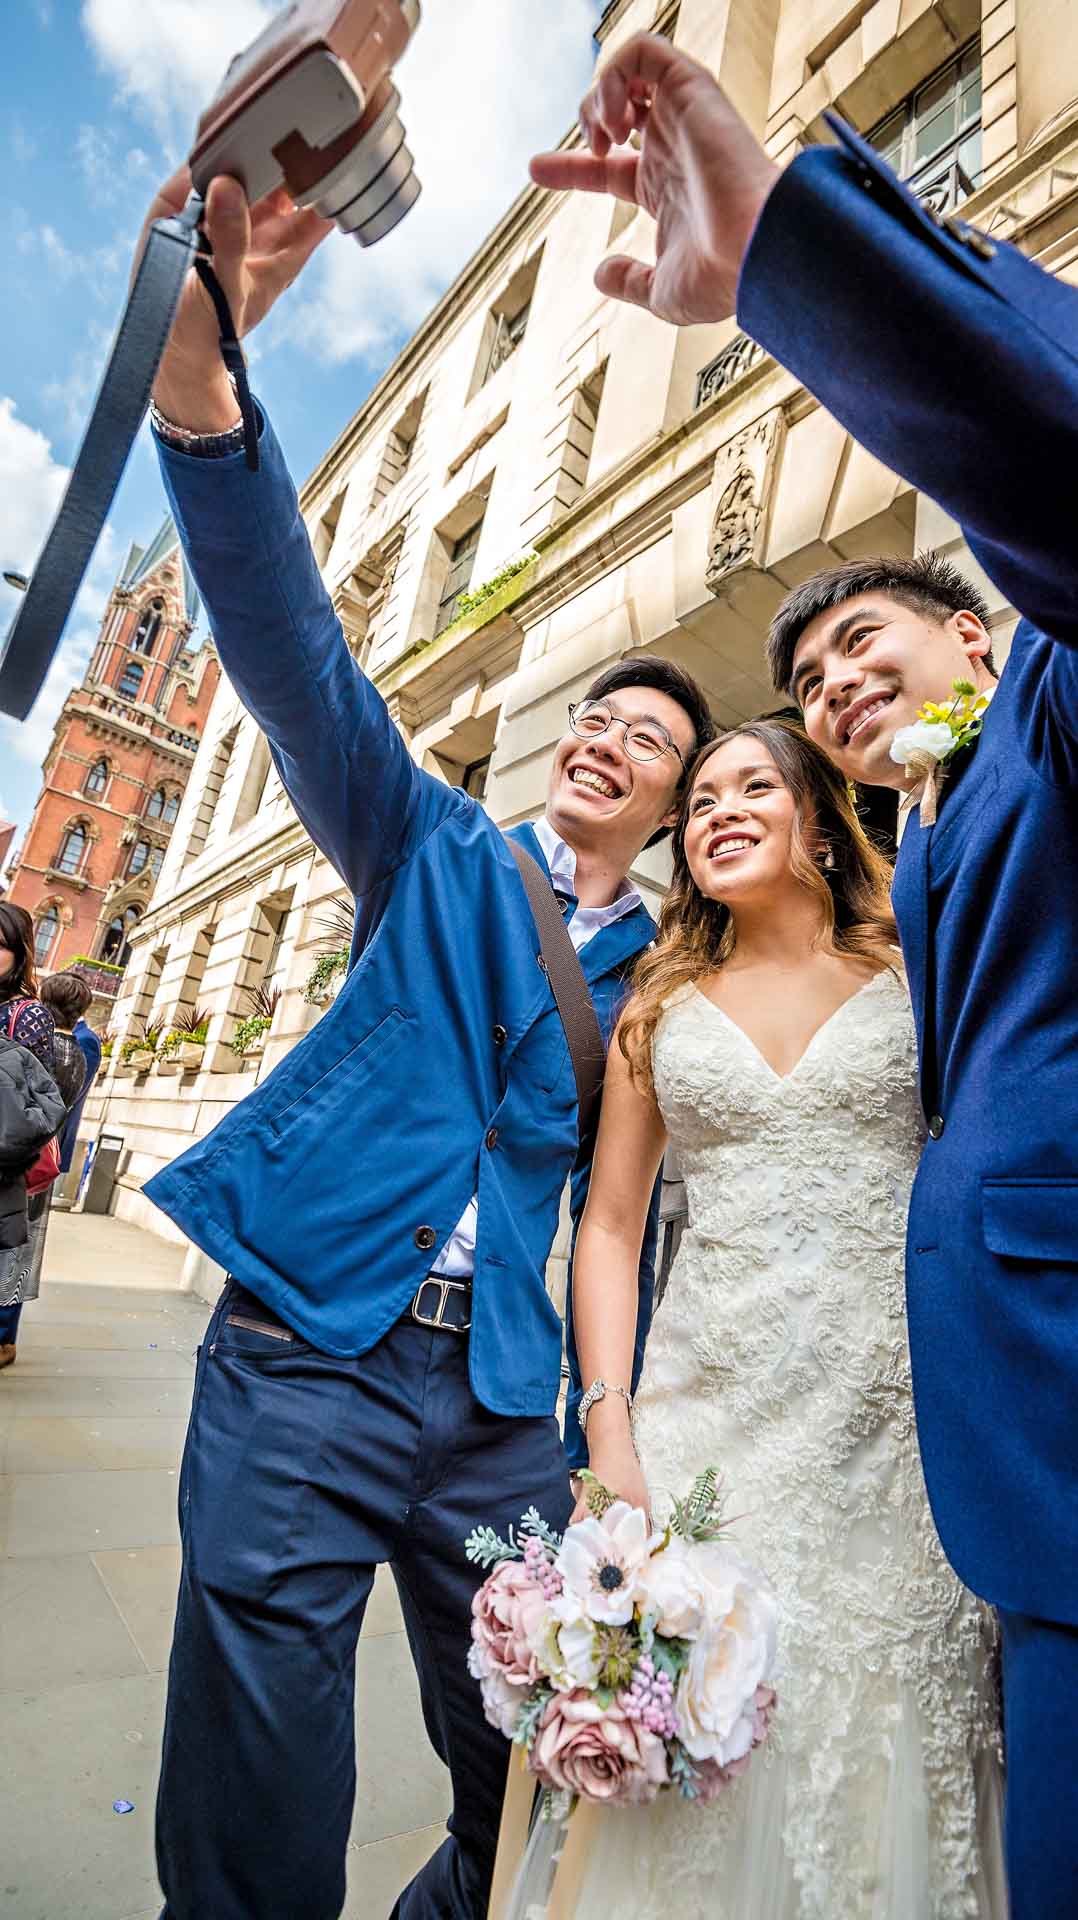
[294,83,421,247]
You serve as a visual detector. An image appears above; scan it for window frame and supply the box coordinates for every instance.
[867,40,982,217]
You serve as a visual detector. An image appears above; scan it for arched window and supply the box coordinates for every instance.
[34,905,60,968]
[56,825,87,875]
[162,790,180,824]
[101,905,141,968]
[146,787,165,820]
[132,600,163,654]
[119,661,144,701]
[149,847,164,881]
[84,759,109,797]
[128,839,150,877]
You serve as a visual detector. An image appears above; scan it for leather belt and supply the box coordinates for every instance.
[410,1276,472,1335]
[0,194,255,721]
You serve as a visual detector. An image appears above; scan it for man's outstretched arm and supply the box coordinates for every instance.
[532,33,1078,653]
[142,169,456,896]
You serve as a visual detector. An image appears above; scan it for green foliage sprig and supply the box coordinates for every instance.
[669,1467,728,1543]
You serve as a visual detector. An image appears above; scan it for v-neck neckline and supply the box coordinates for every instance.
[693,969,889,1084]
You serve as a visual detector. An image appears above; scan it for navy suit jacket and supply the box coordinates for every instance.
[58,1019,102,1173]
[145,418,658,1454]
[739,118,1078,1623]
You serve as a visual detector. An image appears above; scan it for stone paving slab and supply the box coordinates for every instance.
[1,1269,451,1917]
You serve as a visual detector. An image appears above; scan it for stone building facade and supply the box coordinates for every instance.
[85,0,1077,1295]
[3,521,220,1024]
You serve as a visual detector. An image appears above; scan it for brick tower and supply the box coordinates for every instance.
[3,518,220,1018]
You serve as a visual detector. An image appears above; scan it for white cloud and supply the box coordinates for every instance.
[81,0,277,150]
[81,0,599,365]
[0,398,116,776]
[281,1,598,366]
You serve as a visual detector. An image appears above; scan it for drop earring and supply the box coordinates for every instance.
[823,846,836,870]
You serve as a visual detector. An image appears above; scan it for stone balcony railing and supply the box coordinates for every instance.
[694,332,768,410]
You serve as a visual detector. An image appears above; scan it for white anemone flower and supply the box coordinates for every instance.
[889,719,954,768]
[554,1500,657,1627]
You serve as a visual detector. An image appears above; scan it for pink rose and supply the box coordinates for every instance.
[530,1689,669,1807]
[689,1685,777,1804]
[470,1560,550,1689]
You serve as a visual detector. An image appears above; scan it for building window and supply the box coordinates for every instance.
[128,839,151,877]
[119,660,144,701]
[868,42,982,215]
[462,755,491,804]
[482,300,531,385]
[101,905,141,968]
[149,846,164,881]
[146,786,179,823]
[34,905,60,968]
[84,759,109,797]
[56,825,87,875]
[434,518,484,637]
[132,599,164,654]
[372,390,426,506]
[475,249,543,393]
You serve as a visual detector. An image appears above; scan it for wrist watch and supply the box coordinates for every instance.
[149,397,247,460]
[578,1378,633,1435]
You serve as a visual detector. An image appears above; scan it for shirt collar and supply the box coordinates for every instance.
[533,815,641,920]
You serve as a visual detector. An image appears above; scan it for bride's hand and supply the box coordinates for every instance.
[571,1433,652,1526]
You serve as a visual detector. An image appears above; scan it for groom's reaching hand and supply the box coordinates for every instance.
[530,32,779,326]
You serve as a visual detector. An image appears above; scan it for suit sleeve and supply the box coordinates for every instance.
[156,409,461,896]
[737,127,1078,670]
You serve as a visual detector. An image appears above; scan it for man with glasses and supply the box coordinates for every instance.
[136,156,714,1920]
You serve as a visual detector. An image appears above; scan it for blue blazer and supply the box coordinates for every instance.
[739,118,1078,1623]
[145,420,658,1451]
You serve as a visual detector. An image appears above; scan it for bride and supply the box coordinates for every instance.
[519,719,1004,1918]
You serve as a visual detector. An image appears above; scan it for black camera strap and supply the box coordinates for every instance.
[0,191,254,722]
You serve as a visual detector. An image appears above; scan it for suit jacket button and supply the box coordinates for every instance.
[928,1115,945,1140]
[414,1225,437,1251]
[493,1024,507,1046]
[485,1128,499,1151]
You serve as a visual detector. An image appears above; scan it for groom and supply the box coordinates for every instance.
[534,33,1078,1919]
[137,154,713,1920]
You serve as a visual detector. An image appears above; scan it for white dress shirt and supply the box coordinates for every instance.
[431,817,640,1279]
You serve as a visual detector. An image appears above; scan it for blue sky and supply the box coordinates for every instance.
[0,0,606,845]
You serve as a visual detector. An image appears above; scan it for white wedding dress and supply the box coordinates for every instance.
[511,969,1006,1919]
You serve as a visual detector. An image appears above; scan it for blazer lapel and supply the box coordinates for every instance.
[892,803,933,1111]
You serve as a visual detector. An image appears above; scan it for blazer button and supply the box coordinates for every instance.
[493,1025,507,1047]
[485,1128,499,1151]
[928,1115,945,1140]
[414,1225,437,1251]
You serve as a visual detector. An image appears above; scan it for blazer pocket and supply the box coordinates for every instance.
[981,1177,1078,1264]
[269,1006,408,1135]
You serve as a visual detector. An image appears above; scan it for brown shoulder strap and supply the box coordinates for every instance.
[507,840,606,1144]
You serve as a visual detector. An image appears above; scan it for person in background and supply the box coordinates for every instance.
[0,903,57,1369]
[43,973,101,1198]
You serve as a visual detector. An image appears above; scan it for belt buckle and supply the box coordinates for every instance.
[411,1276,471,1334]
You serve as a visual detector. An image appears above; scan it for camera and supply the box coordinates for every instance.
[189,0,422,246]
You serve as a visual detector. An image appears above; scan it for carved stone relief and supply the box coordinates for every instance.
[705,409,785,596]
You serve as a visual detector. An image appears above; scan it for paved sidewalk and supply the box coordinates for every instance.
[0,1219,450,1919]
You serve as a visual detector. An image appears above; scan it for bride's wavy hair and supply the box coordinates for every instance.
[619,719,898,1091]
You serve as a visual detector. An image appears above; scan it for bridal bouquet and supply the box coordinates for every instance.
[465,1469,777,1815]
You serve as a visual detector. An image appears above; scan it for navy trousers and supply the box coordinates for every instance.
[156,1280,572,1919]
[999,1609,1078,1920]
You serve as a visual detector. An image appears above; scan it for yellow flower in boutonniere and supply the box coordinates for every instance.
[890,679,994,826]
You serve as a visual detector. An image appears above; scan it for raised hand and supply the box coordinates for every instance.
[137,169,333,432]
[530,32,778,326]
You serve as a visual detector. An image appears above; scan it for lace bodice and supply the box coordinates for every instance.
[616,969,1002,1919]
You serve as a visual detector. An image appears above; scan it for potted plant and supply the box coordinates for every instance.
[229,982,282,1061]
[158,1006,211,1073]
[303,896,354,1005]
[121,1023,157,1074]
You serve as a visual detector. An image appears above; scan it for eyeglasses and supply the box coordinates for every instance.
[568,701,686,768]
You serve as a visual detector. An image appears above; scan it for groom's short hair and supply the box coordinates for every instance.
[578,654,716,846]
[767,552,995,695]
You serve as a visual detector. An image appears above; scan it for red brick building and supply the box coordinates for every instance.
[3,518,220,1009]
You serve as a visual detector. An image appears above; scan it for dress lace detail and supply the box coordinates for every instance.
[535,971,1005,1920]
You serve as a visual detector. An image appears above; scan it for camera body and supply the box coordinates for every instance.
[189,0,421,246]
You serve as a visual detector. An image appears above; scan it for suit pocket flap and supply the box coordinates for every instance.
[981,1178,1078,1262]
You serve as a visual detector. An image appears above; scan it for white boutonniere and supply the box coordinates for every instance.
[890,679,994,826]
